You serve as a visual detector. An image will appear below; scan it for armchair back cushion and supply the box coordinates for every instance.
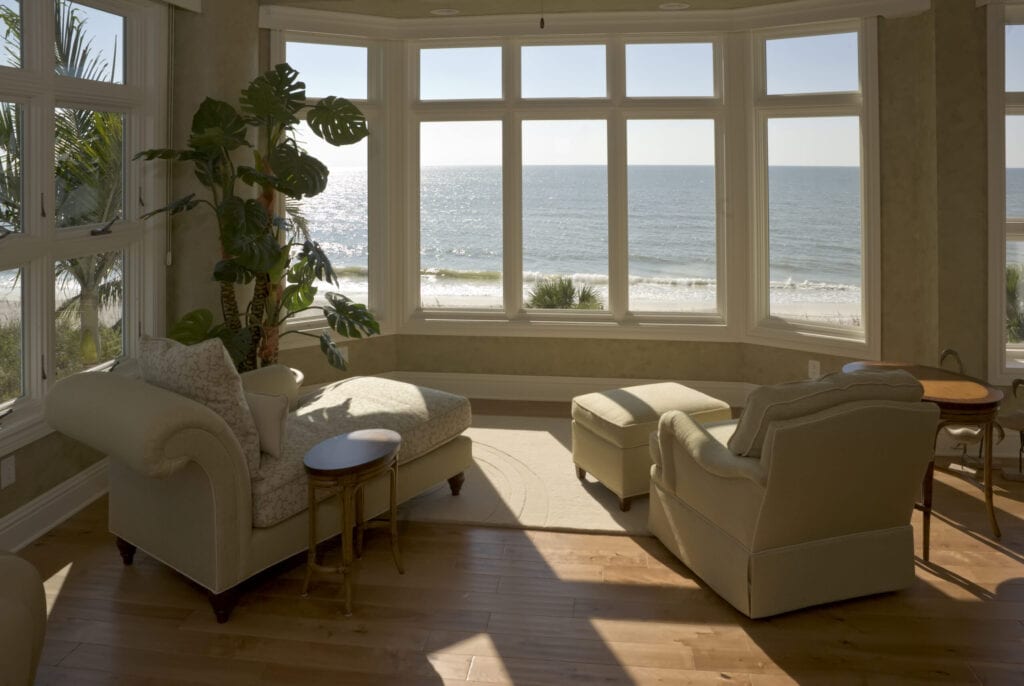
[728,369,923,457]
[140,336,262,477]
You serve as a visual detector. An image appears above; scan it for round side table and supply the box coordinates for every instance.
[302,428,404,615]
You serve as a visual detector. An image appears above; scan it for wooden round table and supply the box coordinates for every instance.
[843,362,1004,558]
[302,428,404,615]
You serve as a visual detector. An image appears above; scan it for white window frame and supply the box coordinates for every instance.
[747,19,880,358]
[272,31,393,345]
[0,0,168,456]
[261,2,903,352]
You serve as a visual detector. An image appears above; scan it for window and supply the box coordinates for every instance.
[420,121,503,310]
[754,24,870,343]
[627,119,717,313]
[0,1,166,451]
[521,45,606,98]
[523,120,608,310]
[626,43,714,98]
[285,41,367,100]
[420,47,501,100]
[285,39,377,307]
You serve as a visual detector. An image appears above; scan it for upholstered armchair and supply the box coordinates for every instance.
[0,552,46,686]
[648,371,940,618]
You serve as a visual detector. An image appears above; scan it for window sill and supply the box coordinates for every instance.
[0,401,51,458]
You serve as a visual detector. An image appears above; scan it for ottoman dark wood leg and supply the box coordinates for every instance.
[619,497,632,512]
[209,587,240,624]
[448,472,466,496]
[576,466,586,480]
[115,537,136,566]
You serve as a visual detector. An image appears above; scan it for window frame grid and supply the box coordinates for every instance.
[747,18,880,358]
[0,0,167,456]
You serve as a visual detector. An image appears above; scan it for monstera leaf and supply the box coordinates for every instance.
[188,98,249,154]
[299,240,337,285]
[307,96,368,146]
[217,198,279,272]
[240,63,304,129]
[141,193,199,220]
[213,258,256,284]
[167,309,215,345]
[319,331,348,371]
[322,292,379,339]
[268,140,329,198]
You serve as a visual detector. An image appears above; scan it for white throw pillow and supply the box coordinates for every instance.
[728,369,923,458]
[139,336,263,477]
[245,391,289,462]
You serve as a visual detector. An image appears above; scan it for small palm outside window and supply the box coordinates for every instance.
[54,251,123,379]
[0,268,21,404]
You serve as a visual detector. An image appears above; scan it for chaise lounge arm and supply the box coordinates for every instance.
[44,372,254,590]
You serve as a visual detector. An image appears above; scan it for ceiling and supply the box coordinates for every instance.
[258,0,801,19]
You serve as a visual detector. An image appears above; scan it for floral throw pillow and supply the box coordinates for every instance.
[139,336,263,478]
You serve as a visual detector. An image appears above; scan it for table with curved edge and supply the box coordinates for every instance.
[302,428,405,615]
[843,362,1004,560]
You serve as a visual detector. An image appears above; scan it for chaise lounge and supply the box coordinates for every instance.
[45,354,473,622]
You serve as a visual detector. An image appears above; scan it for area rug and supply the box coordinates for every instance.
[398,415,650,535]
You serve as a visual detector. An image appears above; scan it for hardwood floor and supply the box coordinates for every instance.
[17,450,1024,685]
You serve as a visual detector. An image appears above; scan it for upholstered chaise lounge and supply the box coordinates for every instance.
[45,360,473,622]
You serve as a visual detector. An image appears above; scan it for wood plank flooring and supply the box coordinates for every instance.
[16,423,1024,685]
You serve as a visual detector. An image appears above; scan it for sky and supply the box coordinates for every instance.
[290,28,1022,169]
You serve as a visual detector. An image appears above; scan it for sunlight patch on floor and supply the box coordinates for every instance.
[42,562,73,616]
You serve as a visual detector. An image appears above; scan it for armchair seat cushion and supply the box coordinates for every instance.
[251,376,472,528]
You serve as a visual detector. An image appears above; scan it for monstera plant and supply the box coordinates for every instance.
[137,63,378,372]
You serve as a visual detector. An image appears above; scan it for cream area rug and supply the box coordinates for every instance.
[399,415,650,535]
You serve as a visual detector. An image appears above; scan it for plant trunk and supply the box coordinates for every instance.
[79,288,101,364]
[220,281,241,332]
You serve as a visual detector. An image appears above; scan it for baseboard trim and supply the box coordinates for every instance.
[381,371,758,409]
[0,458,108,552]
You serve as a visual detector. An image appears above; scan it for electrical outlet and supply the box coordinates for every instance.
[0,455,14,489]
[808,359,821,379]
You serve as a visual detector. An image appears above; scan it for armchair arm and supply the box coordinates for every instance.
[45,372,248,480]
[656,410,765,491]
[241,364,304,410]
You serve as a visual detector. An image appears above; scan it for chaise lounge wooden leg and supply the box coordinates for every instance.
[208,587,240,624]
[448,472,466,496]
[576,466,586,480]
[619,497,631,512]
[115,537,136,566]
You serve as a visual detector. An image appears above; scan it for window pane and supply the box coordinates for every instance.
[626,43,714,98]
[766,32,858,95]
[1009,115,1024,218]
[420,122,502,309]
[628,120,716,312]
[0,101,21,235]
[1007,242,1024,344]
[767,117,861,326]
[421,47,501,100]
[287,42,367,100]
[0,1,21,68]
[55,250,123,379]
[522,45,606,99]
[523,120,607,310]
[1008,25,1024,93]
[294,122,368,305]
[0,268,21,403]
[55,108,124,229]
[56,2,124,84]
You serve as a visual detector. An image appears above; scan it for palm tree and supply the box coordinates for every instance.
[527,276,604,310]
[55,252,122,364]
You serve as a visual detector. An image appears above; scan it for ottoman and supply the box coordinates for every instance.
[571,382,732,510]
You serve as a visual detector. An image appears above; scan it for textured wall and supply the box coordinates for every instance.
[934,0,990,378]
[167,0,261,322]
[878,10,939,366]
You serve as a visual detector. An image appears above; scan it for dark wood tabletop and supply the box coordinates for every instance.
[303,428,402,477]
[842,361,1003,409]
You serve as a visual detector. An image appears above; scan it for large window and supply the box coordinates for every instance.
[285,40,373,307]
[753,26,869,339]
[0,1,166,451]
[268,12,879,354]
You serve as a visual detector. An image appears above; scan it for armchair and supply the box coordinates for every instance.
[649,393,939,618]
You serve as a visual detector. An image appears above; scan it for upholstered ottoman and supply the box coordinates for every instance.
[571,382,732,510]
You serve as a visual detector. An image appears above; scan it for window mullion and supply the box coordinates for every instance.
[607,111,627,320]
